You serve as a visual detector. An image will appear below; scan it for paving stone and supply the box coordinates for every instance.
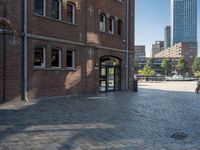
[0,81,200,150]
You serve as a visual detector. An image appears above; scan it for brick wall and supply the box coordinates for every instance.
[2,0,135,101]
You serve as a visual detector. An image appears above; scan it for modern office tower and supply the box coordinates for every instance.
[171,0,197,45]
[164,26,171,49]
[151,41,164,57]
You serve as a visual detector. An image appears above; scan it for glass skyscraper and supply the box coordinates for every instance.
[171,0,197,45]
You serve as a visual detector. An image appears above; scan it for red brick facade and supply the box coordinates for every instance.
[0,0,135,101]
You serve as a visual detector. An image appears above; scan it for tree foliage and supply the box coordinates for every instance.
[194,71,200,77]
[161,59,170,76]
[176,57,187,76]
[146,58,154,68]
[138,66,155,77]
[192,57,200,73]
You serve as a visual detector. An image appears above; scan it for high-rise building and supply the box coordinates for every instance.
[164,26,171,49]
[171,0,197,45]
[151,41,164,58]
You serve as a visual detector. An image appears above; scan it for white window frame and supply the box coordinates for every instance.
[59,0,62,20]
[34,47,46,68]
[67,3,75,24]
[43,0,46,16]
[66,50,75,69]
[51,49,61,68]
[109,17,115,34]
[99,14,106,32]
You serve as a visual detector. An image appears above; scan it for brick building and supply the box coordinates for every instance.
[0,0,135,102]
[138,57,179,75]
[155,42,197,72]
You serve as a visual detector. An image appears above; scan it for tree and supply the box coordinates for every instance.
[194,71,200,77]
[146,58,153,68]
[161,59,170,76]
[192,57,200,73]
[138,66,155,77]
[133,59,139,73]
[176,57,187,76]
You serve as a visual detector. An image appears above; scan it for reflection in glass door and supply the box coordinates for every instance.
[107,67,114,91]
[100,66,107,92]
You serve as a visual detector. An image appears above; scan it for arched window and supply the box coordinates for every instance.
[52,0,61,20]
[67,3,75,24]
[99,14,106,32]
[109,17,115,34]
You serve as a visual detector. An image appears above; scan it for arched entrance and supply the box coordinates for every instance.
[99,56,121,92]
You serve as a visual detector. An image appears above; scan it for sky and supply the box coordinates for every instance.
[135,0,200,57]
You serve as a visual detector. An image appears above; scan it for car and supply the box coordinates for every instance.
[172,75,184,80]
[165,75,184,81]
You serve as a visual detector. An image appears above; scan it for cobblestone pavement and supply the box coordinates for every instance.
[0,81,200,150]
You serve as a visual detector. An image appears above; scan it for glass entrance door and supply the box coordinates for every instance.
[99,57,121,92]
[99,65,121,92]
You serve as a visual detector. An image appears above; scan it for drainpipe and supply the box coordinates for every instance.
[125,0,130,91]
[24,0,28,101]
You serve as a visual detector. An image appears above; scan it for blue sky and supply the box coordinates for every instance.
[135,0,200,57]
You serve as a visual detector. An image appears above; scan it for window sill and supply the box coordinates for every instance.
[33,14,78,27]
[34,67,77,71]
[99,31,123,39]
[34,66,45,69]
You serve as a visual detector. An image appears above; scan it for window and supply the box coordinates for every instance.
[51,49,61,68]
[66,50,75,68]
[99,14,106,32]
[109,17,115,34]
[52,0,61,20]
[34,47,45,67]
[117,19,122,35]
[67,3,75,24]
[34,0,45,16]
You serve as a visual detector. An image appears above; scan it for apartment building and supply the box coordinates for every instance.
[155,42,197,72]
[0,0,135,101]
